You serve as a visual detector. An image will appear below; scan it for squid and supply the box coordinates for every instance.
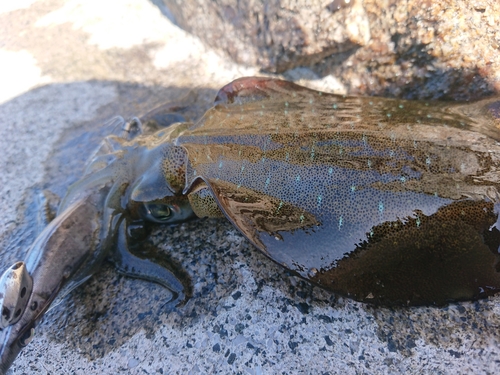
[1,77,500,372]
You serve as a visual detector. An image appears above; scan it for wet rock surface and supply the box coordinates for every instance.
[1,1,500,374]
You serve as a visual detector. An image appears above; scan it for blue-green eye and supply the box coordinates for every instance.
[144,203,172,223]
[143,200,194,224]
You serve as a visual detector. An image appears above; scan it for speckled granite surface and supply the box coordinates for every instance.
[160,0,500,100]
[1,1,500,374]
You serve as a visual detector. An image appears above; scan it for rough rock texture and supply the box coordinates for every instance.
[1,1,500,375]
[161,0,370,74]
[161,0,500,100]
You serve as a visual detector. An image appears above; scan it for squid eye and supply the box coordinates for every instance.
[144,203,172,223]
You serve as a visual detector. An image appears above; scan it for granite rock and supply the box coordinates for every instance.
[160,0,500,100]
[161,0,370,73]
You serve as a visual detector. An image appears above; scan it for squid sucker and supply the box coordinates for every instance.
[1,77,500,372]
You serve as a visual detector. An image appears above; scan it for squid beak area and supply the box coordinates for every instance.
[0,309,37,375]
[0,260,36,374]
[0,273,54,375]
[0,197,103,374]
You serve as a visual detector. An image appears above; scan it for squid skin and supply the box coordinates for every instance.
[174,77,500,306]
[2,77,500,373]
